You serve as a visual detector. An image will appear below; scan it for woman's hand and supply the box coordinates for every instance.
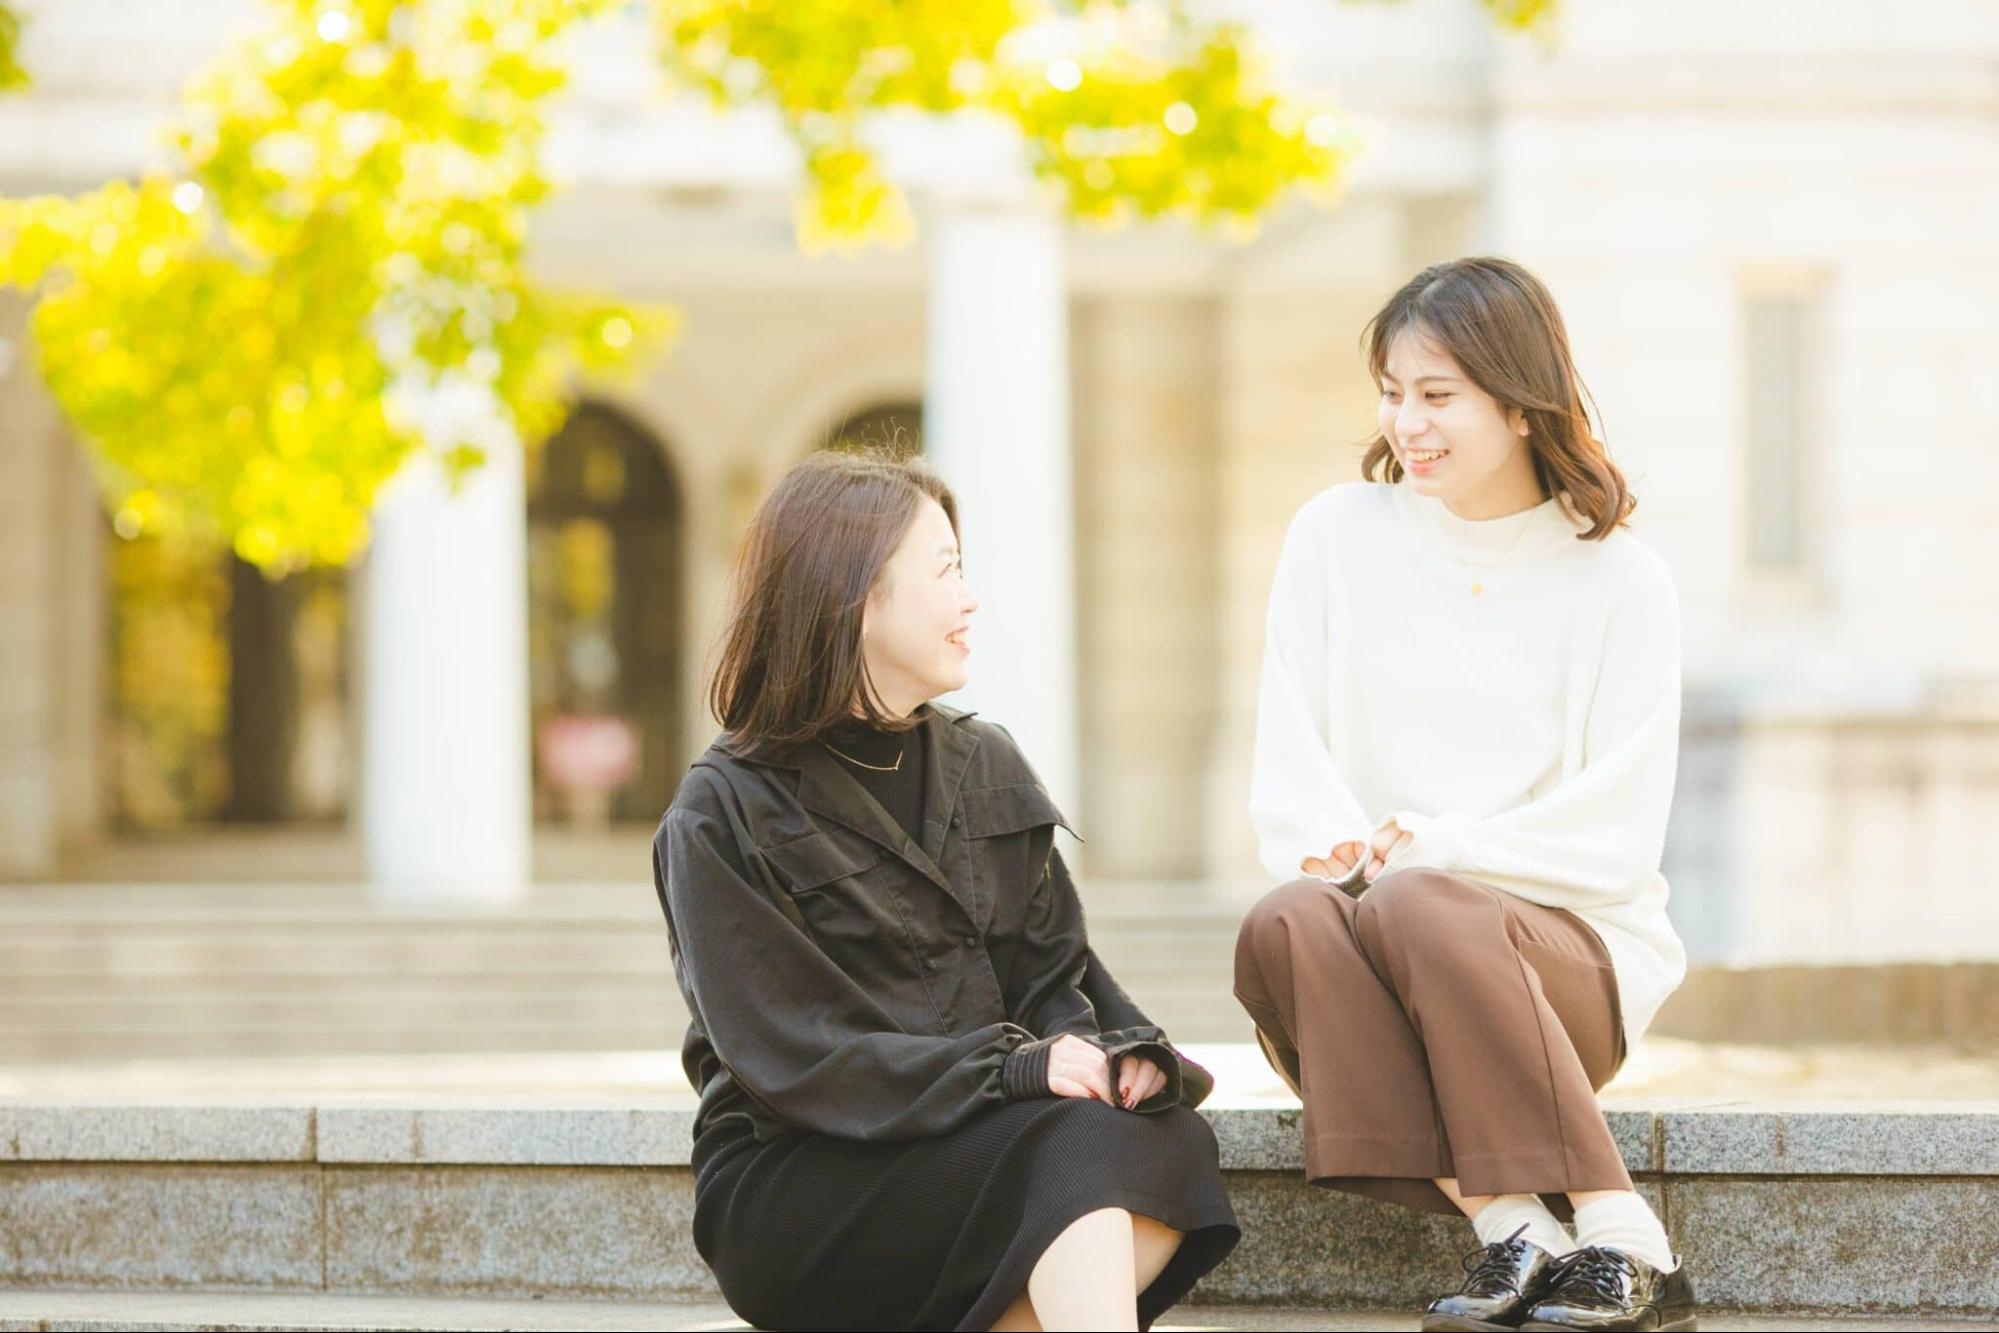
[1117,1055,1168,1110]
[1365,819,1413,882]
[1301,839,1367,881]
[1045,1033,1117,1104]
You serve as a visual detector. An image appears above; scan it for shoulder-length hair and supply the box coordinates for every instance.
[707,448,957,752]
[1359,257,1635,541]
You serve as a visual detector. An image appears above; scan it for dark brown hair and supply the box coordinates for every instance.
[707,449,957,751]
[1360,257,1634,541]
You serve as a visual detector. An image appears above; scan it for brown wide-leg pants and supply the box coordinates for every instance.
[1233,867,1630,1217]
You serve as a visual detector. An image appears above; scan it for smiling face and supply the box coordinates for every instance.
[1376,325,1546,520]
[859,497,978,719]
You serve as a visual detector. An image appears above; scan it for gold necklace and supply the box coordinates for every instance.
[825,742,903,773]
[1438,500,1543,596]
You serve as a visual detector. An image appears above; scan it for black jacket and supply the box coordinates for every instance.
[652,703,1214,1144]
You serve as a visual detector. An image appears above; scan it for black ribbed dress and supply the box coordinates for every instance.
[681,718,1238,1332]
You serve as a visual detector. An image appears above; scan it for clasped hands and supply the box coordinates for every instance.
[1044,1033,1167,1111]
[1300,817,1412,887]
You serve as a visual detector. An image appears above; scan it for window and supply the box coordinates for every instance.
[104,534,351,829]
[1741,280,1822,580]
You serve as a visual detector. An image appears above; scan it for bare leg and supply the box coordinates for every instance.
[1027,1207,1138,1331]
[1435,1176,1497,1219]
[988,1288,1042,1332]
[1019,1206,1139,1332]
[991,1209,1185,1331]
[1131,1214,1185,1292]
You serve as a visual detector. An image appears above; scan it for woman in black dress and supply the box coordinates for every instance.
[653,449,1238,1331]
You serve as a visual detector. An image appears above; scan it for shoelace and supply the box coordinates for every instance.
[1457,1224,1535,1298]
[1542,1245,1638,1308]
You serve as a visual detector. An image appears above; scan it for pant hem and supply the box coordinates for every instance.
[1451,1148,1634,1200]
[1303,1132,1449,1182]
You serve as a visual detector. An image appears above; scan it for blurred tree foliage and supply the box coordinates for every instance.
[0,4,25,92]
[658,0,1555,250]
[0,0,660,571]
[0,0,1552,570]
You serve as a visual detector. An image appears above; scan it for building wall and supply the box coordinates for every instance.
[1735,716,1999,964]
[1484,0,1999,958]
[1072,295,1222,878]
[608,285,929,773]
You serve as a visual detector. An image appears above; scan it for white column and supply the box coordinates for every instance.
[0,306,62,878]
[925,208,1079,820]
[361,434,532,907]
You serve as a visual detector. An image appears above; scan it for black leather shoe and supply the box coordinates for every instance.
[1421,1226,1557,1331]
[1521,1245,1698,1331]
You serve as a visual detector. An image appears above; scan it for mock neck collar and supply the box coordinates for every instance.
[1393,480,1588,564]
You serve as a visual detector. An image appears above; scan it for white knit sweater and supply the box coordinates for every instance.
[1249,479,1688,1044]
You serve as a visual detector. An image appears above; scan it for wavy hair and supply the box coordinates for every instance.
[1360,257,1634,541]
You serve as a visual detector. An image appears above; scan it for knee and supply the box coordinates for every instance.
[1355,867,1483,945]
[1234,877,1332,982]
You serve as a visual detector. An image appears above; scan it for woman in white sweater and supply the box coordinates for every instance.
[1235,258,1698,1333]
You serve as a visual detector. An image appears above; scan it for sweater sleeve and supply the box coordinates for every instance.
[1382,558,1682,911]
[1003,844,1214,1111]
[1250,503,1377,883]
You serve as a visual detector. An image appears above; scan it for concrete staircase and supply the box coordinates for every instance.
[0,881,1250,1062]
[8,881,1998,1064]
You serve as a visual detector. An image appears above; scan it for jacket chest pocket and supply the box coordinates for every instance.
[757,830,924,980]
[959,784,1075,907]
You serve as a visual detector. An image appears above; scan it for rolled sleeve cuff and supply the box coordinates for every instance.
[1090,1034,1216,1112]
[1002,1036,1055,1101]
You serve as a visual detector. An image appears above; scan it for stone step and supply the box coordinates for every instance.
[0,1288,1980,1332]
[0,1100,1992,1317]
[0,1010,1256,1063]
[0,878,1237,918]
[0,974,1235,1015]
[0,931,1239,978]
[0,885,1252,1059]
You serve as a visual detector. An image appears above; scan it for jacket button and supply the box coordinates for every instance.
[962,935,978,948]
[949,814,960,829]
[921,958,934,972]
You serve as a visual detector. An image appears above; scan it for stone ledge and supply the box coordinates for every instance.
[0,1104,315,1163]
[317,1107,697,1167]
[4,1100,1996,1176]
[1661,1103,1999,1176]
[3,1100,1997,1315]
[1204,1106,1662,1173]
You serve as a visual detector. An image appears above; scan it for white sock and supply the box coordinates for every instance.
[1571,1193,1675,1273]
[1470,1194,1573,1257]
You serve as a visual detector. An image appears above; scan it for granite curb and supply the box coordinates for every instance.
[6,1100,1996,1175]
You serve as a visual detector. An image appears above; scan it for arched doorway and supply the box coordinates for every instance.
[526,402,684,826]
[102,534,351,830]
[825,400,923,456]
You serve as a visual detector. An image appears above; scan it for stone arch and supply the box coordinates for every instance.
[525,399,687,825]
